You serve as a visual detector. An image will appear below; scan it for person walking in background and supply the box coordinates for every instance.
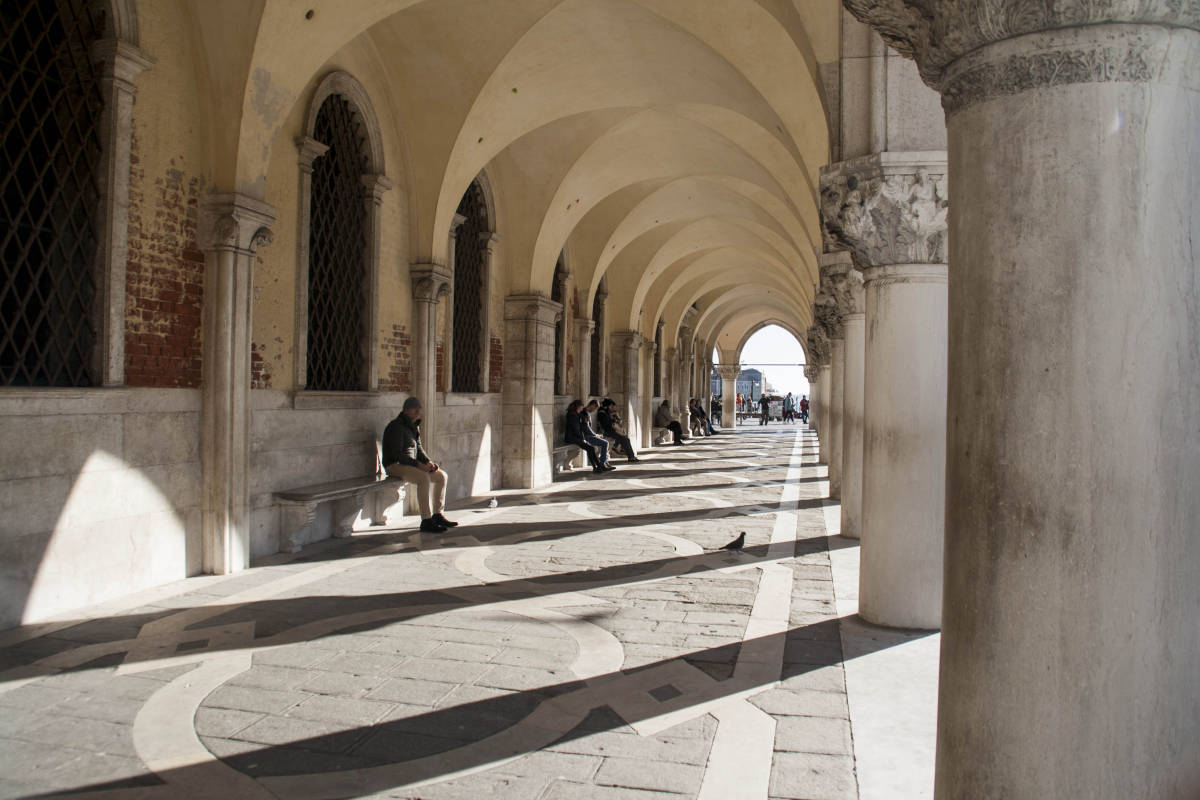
[799,394,809,424]
[759,393,771,425]
[655,399,686,445]
[783,391,795,423]
[382,397,457,533]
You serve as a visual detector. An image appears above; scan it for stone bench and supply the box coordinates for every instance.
[652,427,674,446]
[275,474,407,554]
[553,444,584,473]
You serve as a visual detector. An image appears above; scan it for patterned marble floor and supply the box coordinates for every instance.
[0,426,934,800]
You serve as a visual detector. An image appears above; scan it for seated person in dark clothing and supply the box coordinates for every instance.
[565,399,614,473]
[654,400,686,445]
[598,398,640,462]
[582,400,617,470]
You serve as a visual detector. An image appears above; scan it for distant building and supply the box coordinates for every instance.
[737,368,764,400]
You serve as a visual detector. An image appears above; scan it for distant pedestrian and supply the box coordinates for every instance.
[759,393,770,425]
[783,391,795,423]
[799,394,809,423]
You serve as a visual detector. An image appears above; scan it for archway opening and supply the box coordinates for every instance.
[738,324,808,409]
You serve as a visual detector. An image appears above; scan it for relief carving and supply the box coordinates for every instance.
[842,0,1198,92]
[821,165,948,267]
[806,325,830,367]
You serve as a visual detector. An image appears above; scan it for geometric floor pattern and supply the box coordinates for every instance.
[0,427,916,799]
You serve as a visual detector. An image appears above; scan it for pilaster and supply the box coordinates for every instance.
[502,295,561,489]
[716,364,741,429]
[198,194,275,575]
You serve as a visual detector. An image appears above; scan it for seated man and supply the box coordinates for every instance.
[382,397,457,533]
[598,398,640,463]
[688,398,707,437]
[655,399,685,445]
[565,399,614,473]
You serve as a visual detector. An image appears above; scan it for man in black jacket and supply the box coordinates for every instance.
[382,397,457,532]
[598,398,640,462]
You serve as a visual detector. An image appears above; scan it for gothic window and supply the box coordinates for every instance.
[452,179,489,393]
[306,94,368,391]
[551,254,566,395]
[653,321,662,396]
[589,279,606,397]
[1,0,105,386]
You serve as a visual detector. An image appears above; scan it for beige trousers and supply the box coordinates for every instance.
[386,463,447,518]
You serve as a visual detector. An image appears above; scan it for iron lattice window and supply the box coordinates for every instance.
[1,0,105,387]
[653,324,662,395]
[452,180,488,393]
[551,255,565,395]
[590,287,604,396]
[307,94,368,391]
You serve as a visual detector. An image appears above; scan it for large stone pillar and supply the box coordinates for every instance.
[716,364,740,428]
[640,341,657,448]
[821,153,949,628]
[410,264,452,444]
[502,295,560,489]
[803,363,819,434]
[609,331,643,446]
[198,195,274,574]
[815,263,848,499]
[675,328,693,418]
[847,4,1200,796]
[817,363,831,462]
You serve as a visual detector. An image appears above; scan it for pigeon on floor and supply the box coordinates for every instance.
[720,532,746,551]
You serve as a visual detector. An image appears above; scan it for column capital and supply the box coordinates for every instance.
[199,194,276,254]
[806,325,831,367]
[504,294,561,327]
[716,364,741,381]
[91,38,154,90]
[573,316,595,339]
[295,136,330,172]
[842,1,1199,95]
[820,153,948,268]
[410,263,452,303]
[804,363,820,383]
[611,330,643,351]
[361,173,392,204]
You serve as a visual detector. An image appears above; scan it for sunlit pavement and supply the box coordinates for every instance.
[0,425,937,800]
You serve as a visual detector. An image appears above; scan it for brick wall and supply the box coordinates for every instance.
[488,334,503,393]
[124,134,205,388]
[381,324,412,392]
[250,342,271,389]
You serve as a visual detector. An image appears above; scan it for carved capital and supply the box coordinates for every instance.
[842,0,1199,95]
[361,173,392,204]
[820,153,948,268]
[410,263,452,303]
[198,194,277,254]
[716,364,741,381]
[573,316,596,340]
[505,294,562,327]
[611,330,643,352]
[296,136,330,172]
[804,363,820,383]
[91,39,154,91]
[806,325,831,367]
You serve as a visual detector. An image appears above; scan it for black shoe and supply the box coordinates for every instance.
[593,466,606,474]
[432,512,458,528]
[419,518,447,533]
[628,457,640,463]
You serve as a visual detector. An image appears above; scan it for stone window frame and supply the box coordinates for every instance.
[4,0,154,389]
[445,171,498,396]
[293,70,391,396]
[551,252,570,397]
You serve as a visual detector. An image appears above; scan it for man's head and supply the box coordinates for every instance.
[402,396,422,420]
[586,399,598,411]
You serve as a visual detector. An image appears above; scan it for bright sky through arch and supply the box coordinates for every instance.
[729,325,809,397]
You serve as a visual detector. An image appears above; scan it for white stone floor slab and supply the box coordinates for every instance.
[0,426,940,800]
[823,497,940,800]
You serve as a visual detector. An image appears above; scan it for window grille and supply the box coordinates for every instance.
[452,180,488,393]
[307,94,368,391]
[1,0,105,386]
[589,286,604,396]
[653,323,662,395]
[552,255,565,395]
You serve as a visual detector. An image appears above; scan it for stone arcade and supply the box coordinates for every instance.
[0,1,1196,797]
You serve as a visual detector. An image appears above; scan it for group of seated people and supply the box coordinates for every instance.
[564,398,641,474]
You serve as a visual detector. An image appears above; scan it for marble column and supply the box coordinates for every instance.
[410,264,452,444]
[198,194,274,575]
[822,252,865,540]
[572,316,594,401]
[716,364,740,428]
[821,153,949,628]
[826,335,845,498]
[803,363,819,433]
[640,341,657,448]
[609,331,643,446]
[502,295,560,489]
[676,329,693,420]
[817,363,831,463]
[846,4,1200,796]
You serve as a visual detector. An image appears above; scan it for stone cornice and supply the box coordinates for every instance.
[199,194,276,254]
[842,0,1199,93]
[504,294,561,327]
[410,263,452,303]
[820,153,948,268]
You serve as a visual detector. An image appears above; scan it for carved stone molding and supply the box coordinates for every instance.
[611,330,643,352]
[199,194,276,254]
[842,0,1199,92]
[804,363,820,383]
[504,294,561,328]
[820,153,948,268]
